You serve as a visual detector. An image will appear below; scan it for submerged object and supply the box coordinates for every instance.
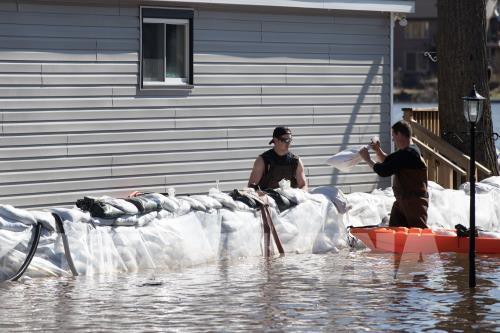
[350,227,500,254]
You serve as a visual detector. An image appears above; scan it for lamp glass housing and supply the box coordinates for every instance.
[462,86,485,124]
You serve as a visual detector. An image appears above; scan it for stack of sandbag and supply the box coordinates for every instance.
[0,205,69,280]
[0,184,353,280]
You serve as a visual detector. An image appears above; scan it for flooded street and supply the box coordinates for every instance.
[1,251,498,332]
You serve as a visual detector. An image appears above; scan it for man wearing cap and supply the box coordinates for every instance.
[248,126,308,190]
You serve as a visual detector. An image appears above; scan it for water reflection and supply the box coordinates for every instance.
[0,252,498,332]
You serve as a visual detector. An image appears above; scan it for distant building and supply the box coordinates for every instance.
[394,0,500,95]
[393,0,437,90]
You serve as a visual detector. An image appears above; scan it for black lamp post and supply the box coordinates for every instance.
[462,85,485,288]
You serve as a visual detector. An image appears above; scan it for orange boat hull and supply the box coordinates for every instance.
[350,227,500,254]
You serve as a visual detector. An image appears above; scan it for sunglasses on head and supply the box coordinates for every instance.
[277,137,292,144]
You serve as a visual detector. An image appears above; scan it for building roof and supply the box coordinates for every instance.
[160,0,415,13]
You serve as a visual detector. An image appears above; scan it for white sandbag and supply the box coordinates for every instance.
[0,205,37,225]
[112,226,156,271]
[233,200,254,212]
[479,230,500,238]
[208,188,238,210]
[157,209,173,220]
[111,215,138,226]
[194,210,222,257]
[191,194,223,210]
[24,254,69,278]
[275,200,325,253]
[87,226,128,275]
[137,211,158,227]
[143,193,179,212]
[0,227,33,258]
[427,181,445,191]
[153,212,217,267]
[0,216,30,232]
[274,188,308,205]
[178,196,206,211]
[219,209,262,258]
[370,188,395,215]
[62,221,128,276]
[478,176,500,191]
[49,207,92,224]
[92,217,115,226]
[31,211,56,232]
[174,198,192,216]
[100,196,139,215]
[345,192,390,227]
[310,186,351,214]
[428,189,468,229]
[325,146,364,172]
[459,181,497,194]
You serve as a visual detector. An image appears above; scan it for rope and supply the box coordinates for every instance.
[258,193,285,256]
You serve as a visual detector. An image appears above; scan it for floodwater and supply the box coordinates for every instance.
[0,251,498,332]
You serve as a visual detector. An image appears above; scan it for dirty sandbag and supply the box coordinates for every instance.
[263,189,296,212]
[126,196,159,214]
[325,146,364,172]
[229,189,258,209]
[76,197,126,219]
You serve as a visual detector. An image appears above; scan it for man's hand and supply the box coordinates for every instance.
[369,138,387,163]
[359,147,375,168]
[370,139,381,152]
[359,147,371,162]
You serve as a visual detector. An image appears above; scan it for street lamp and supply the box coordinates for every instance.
[462,85,485,288]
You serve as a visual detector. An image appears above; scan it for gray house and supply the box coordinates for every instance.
[0,0,414,208]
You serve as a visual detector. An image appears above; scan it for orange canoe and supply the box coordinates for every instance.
[350,227,500,254]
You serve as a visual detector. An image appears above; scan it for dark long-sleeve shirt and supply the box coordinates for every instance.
[373,144,426,177]
[373,144,428,198]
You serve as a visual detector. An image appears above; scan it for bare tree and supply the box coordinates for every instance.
[437,0,499,175]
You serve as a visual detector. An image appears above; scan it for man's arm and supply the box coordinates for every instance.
[295,158,308,191]
[360,147,400,177]
[359,147,376,168]
[248,156,265,187]
[371,140,387,162]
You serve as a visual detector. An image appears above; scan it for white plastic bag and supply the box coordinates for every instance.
[325,146,364,172]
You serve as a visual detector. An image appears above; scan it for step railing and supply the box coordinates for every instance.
[403,107,440,136]
[402,107,492,189]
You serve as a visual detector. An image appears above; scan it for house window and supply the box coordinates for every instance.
[405,52,429,73]
[140,7,193,89]
[404,21,430,39]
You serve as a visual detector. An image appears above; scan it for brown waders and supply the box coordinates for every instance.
[390,167,429,228]
[388,196,429,228]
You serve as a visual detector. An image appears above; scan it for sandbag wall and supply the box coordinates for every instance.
[0,188,348,280]
[4,176,500,281]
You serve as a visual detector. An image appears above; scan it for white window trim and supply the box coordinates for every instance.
[143,18,189,25]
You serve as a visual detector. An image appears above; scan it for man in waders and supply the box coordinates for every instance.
[359,120,428,228]
[248,126,308,191]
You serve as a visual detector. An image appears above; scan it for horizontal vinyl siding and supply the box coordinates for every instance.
[0,1,391,208]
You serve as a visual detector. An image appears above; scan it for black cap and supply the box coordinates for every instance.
[269,126,292,144]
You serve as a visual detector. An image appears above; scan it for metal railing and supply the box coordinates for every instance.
[402,108,492,189]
